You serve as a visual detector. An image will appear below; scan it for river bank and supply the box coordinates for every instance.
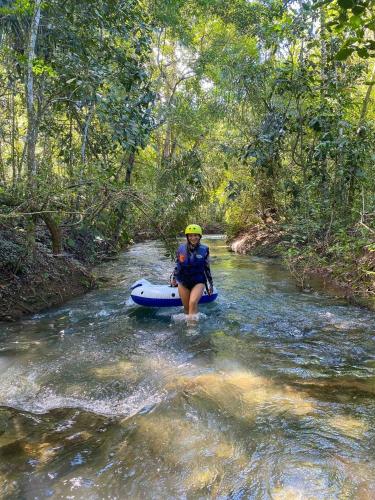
[0,225,111,321]
[230,224,375,309]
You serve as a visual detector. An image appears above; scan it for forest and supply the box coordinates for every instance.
[0,0,374,318]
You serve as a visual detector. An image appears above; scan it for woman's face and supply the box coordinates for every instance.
[187,233,200,245]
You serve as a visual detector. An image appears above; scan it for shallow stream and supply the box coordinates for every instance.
[0,237,375,499]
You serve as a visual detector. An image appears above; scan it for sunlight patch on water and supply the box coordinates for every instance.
[169,368,315,420]
[327,415,369,439]
[121,413,249,496]
[271,485,306,500]
[23,441,59,466]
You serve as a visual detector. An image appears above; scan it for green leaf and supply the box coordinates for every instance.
[357,47,369,58]
[352,4,365,14]
[342,37,358,47]
[349,15,362,28]
[338,0,354,8]
[326,20,339,29]
[338,11,348,23]
[335,47,355,60]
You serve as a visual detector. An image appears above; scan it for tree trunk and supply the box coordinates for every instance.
[24,0,42,253]
[162,125,172,164]
[111,151,136,247]
[68,110,73,177]
[358,63,375,126]
[0,139,6,183]
[318,7,329,213]
[125,150,135,185]
[11,81,16,185]
[81,102,95,164]
[347,63,375,208]
[41,213,62,255]
[25,0,42,185]
[319,8,327,100]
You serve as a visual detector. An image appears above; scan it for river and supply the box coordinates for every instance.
[0,237,375,499]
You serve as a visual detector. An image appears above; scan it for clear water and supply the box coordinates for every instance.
[0,237,375,499]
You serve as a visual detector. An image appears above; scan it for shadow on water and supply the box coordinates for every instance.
[1,237,375,498]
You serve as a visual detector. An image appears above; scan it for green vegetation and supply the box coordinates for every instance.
[0,0,374,302]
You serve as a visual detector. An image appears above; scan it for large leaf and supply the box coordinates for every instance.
[335,47,355,60]
[337,0,355,8]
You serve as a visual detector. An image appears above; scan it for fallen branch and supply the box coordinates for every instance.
[0,210,84,218]
[359,221,375,235]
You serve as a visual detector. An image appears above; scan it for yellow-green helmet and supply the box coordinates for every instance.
[185,224,202,236]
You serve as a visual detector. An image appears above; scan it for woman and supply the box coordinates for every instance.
[171,224,214,315]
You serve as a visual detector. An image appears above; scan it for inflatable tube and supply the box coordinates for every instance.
[130,279,218,308]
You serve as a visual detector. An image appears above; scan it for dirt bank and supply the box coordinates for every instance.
[230,224,285,257]
[0,227,96,322]
[304,250,375,309]
[230,225,375,309]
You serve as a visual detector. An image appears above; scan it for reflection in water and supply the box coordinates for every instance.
[0,238,375,498]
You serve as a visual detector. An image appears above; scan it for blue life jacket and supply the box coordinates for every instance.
[175,243,209,283]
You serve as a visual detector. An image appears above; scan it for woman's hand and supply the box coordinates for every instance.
[208,284,213,295]
[170,278,178,287]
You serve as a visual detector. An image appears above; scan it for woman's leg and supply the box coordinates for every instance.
[178,284,190,314]
[188,283,205,315]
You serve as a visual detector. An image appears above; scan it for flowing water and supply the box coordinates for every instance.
[0,237,375,499]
